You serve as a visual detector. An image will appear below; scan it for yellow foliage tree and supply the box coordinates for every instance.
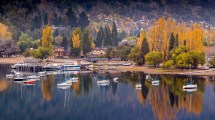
[0,23,12,41]
[42,25,53,50]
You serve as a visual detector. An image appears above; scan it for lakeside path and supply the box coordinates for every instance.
[114,66,215,76]
[0,57,24,64]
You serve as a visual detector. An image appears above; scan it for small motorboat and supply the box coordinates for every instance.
[66,77,79,84]
[97,82,110,86]
[113,77,118,82]
[23,79,36,85]
[135,84,142,89]
[27,75,40,79]
[38,71,46,77]
[152,80,159,86]
[6,74,14,79]
[97,80,110,84]
[183,84,197,89]
[57,82,72,89]
[183,88,197,92]
[146,75,151,81]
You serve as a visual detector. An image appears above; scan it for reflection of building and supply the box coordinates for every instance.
[54,46,69,58]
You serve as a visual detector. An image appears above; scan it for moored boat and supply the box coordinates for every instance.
[6,74,14,79]
[135,83,142,89]
[57,82,72,89]
[183,84,197,89]
[113,77,118,82]
[61,64,81,71]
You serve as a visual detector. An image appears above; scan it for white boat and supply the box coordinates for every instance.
[122,62,131,66]
[57,82,72,89]
[135,84,142,89]
[61,63,81,71]
[183,88,197,92]
[152,80,159,86]
[97,80,110,84]
[38,71,46,77]
[183,84,197,89]
[66,77,79,84]
[15,72,22,77]
[97,80,110,86]
[113,77,118,82]
[6,74,14,78]
[27,75,40,79]
[146,75,151,81]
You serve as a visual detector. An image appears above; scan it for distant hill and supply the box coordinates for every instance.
[1,0,215,40]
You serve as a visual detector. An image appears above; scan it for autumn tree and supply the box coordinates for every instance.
[70,27,81,57]
[0,23,12,41]
[42,25,54,50]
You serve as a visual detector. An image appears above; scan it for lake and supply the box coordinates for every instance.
[0,64,215,120]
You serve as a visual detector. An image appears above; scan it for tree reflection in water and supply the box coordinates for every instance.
[141,74,205,120]
[42,75,54,101]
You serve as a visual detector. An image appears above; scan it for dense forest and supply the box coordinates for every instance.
[1,0,215,67]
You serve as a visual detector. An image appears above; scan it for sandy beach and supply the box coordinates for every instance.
[114,66,215,76]
[0,57,24,64]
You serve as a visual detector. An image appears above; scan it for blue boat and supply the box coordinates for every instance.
[61,64,81,71]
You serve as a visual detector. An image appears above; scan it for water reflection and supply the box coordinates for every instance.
[0,64,214,120]
[42,75,54,101]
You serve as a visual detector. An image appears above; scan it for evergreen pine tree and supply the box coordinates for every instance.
[174,33,179,47]
[104,24,111,46]
[61,36,68,50]
[169,32,175,52]
[78,11,90,29]
[66,8,77,28]
[82,28,93,55]
[111,21,118,46]
[141,37,149,64]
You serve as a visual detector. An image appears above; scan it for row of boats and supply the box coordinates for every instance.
[12,63,81,71]
[135,75,197,92]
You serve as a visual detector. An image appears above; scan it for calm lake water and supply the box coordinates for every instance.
[1,64,215,120]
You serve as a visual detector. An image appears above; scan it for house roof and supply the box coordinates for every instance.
[23,59,42,63]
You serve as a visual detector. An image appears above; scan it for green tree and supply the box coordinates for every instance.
[78,11,89,29]
[95,27,104,47]
[82,28,93,55]
[169,32,175,53]
[61,36,68,50]
[175,53,193,69]
[112,21,118,46]
[32,46,52,59]
[141,37,149,64]
[170,46,187,64]
[17,33,33,53]
[66,8,77,28]
[104,24,111,46]
[145,51,162,67]
[128,47,143,65]
[189,50,205,68]
[162,60,174,69]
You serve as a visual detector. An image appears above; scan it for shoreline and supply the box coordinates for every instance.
[113,66,215,76]
[0,57,24,64]
[0,57,215,76]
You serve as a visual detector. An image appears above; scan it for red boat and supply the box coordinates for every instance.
[23,79,36,85]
